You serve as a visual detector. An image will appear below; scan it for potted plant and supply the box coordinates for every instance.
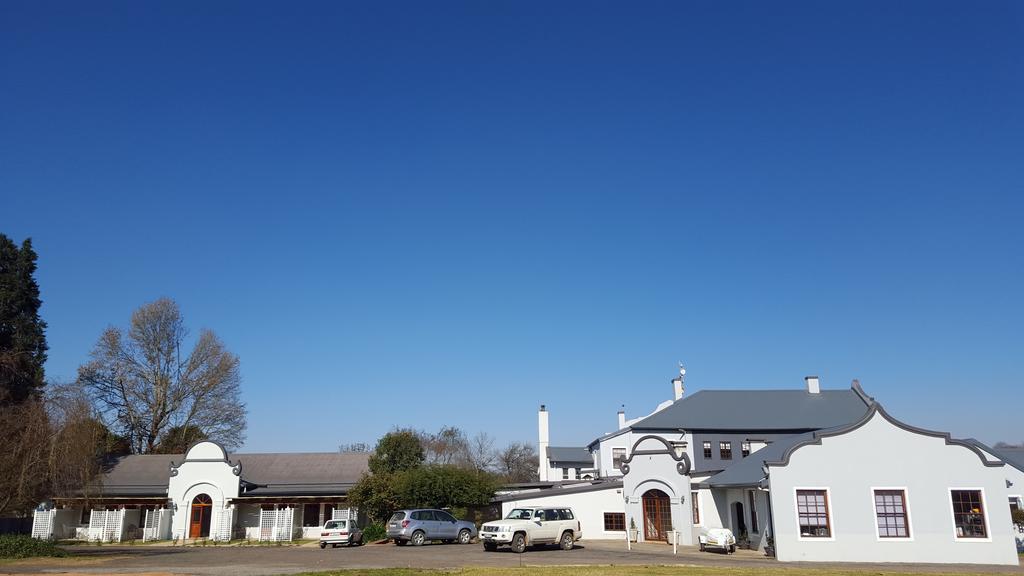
[628,518,639,542]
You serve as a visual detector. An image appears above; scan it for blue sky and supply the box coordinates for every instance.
[2,1,1022,452]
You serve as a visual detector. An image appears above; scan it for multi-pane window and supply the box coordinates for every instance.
[603,512,625,531]
[575,468,582,478]
[703,441,712,459]
[720,441,732,460]
[741,441,751,458]
[612,448,626,470]
[302,503,321,527]
[874,490,910,538]
[796,489,831,538]
[951,490,987,538]
[562,468,570,480]
[691,491,700,525]
[748,491,759,533]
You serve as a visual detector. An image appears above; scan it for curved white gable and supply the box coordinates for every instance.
[185,441,229,461]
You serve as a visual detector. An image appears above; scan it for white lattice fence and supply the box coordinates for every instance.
[258,507,294,542]
[88,509,125,542]
[142,508,172,542]
[214,506,234,541]
[31,509,54,540]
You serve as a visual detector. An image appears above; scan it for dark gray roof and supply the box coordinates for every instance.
[701,433,813,488]
[236,452,370,486]
[83,451,370,498]
[493,478,622,503]
[546,446,591,464]
[92,454,177,497]
[630,388,871,431]
[974,445,1024,473]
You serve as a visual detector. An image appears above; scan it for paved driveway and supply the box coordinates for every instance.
[2,540,1021,575]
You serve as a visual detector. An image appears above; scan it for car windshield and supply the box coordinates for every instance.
[325,520,347,529]
[389,512,406,522]
[505,508,535,520]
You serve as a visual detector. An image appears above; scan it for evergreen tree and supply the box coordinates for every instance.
[0,234,48,405]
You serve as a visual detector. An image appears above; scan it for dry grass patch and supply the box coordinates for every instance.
[290,566,1012,576]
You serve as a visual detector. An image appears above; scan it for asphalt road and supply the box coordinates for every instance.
[2,540,1021,575]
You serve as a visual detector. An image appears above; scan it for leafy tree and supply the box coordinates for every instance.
[348,472,402,523]
[368,429,424,475]
[398,465,498,510]
[77,297,246,454]
[0,235,47,406]
[153,425,207,454]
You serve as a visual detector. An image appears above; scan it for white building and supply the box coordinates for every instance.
[516,369,1022,565]
[32,441,368,542]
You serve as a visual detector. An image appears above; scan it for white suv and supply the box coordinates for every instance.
[480,507,581,553]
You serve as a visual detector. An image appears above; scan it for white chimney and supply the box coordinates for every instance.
[805,375,820,394]
[538,405,549,481]
[617,409,626,429]
[672,364,686,401]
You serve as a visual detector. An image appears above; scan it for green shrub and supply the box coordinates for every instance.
[361,523,386,542]
[1012,508,1024,530]
[0,534,68,559]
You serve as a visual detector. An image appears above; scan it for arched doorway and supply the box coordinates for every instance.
[732,501,746,537]
[642,489,672,541]
[189,494,212,538]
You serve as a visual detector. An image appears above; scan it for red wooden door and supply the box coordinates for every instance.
[642,489,672,541]
[189,494,212,538]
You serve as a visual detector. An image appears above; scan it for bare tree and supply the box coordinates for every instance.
[339,442,372,453]
[421,426,470,466]
[0,399,50,515]
[466,432,496,472]
[496,441,539,483]
[78,298,246,454]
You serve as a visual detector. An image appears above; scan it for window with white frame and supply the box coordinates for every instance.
[612,448,626,470]
[796,489,831,538]
[873,489,910,538]
[702,441,712,459]
[562,467,569,480]
[950,489,987,538]
[741,441,751,458]
[691,490,701,525]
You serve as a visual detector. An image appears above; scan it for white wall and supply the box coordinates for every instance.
[768,412,1019,565]
[499,485,626,541]
[167,442,241,541]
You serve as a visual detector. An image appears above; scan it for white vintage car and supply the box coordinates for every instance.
[698,526,736,553]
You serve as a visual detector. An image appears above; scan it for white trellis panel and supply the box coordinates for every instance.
[332,507,357,523]
[88,509,125,542]
[142,508,172,542]
[214,505,234,541]
[31,509,54,540]
[258,507,295,542]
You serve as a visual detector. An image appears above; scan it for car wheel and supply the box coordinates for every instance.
[483,542,497,552]
[729,544,736,554]
[458,529,472,544]
[510,533,526,554]
[319,542,327,549]
[395,539,406,546]
[559,531,573,551]
[411,530,425,546]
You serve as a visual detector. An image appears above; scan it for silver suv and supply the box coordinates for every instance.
[386,509,477,546]
[480,507,581,553]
